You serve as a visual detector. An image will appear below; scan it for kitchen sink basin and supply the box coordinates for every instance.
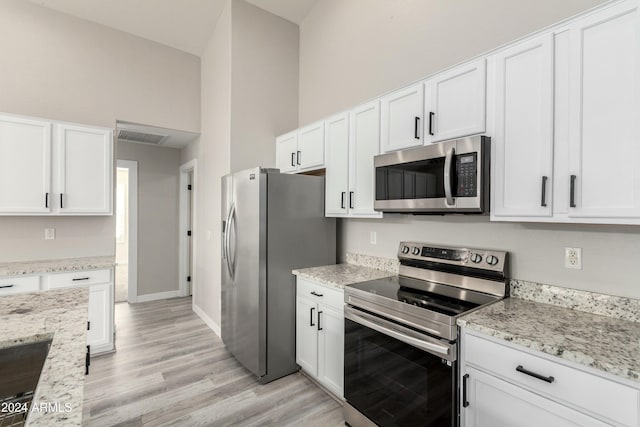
[0,339,52,427]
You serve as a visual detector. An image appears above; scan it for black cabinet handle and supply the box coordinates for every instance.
[541,176,548,207]
[60,193,64,209]
[85,345,91,375]
[414,116,420,139]
[569,175,577,208]
[73,277,90,281]
[462,373,470,408]
[341,192,346,209]
[516,365,555,383]
[310,291,324,297]
[309,307,315,327]
[45,192,49,208]
[317,310,323,331]
[349,191,354,209]
[291,153,295,167]
[0,284,15,289]
[297,151,301,165]
[87,321,91,331]
[429,112,435,136]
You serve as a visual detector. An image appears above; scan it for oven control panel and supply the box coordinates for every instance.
[398,241,507,272]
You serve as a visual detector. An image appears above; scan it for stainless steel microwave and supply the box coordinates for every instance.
[374,135,490,214]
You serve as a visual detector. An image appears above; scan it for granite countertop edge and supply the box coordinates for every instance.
[293,263,395,290]
[0,255,115,277]
[457,297,640,385]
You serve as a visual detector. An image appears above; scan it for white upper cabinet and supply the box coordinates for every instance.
[0,113,113,216]
[325,112,350,216]
[349,101,383,218]
[57,124,112,214]
[275,121,325,174]
[490,34,555,218]
[567,0,640,219]
[275,131,298,174]
[424,59,487,144]
[0,115,52,214]
[380,83,424,152]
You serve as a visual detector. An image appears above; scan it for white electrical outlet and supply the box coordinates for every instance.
[45,228,55,240]
[565,247,582,269]
[369,231,377,245]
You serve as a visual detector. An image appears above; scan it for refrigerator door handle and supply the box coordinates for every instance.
[227,204,237,279]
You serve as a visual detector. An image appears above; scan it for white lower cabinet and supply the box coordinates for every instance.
[460,330,640,427]
[295,278,344,398]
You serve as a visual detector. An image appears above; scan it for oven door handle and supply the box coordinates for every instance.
[444,146,455,206]
[345,307,452,359]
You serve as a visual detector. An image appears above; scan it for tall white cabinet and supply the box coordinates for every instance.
[0,113,113,215]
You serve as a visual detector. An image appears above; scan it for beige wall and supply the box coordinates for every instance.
[0,0,200,263]
[230,0,299,172]
[117,142,181,297]
[182,0,299,331]
[299,0,640,299]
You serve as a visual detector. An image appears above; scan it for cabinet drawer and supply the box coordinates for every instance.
[297,278,343,311]
[48,268,111,289]
[465,333,639,426]
[0,276,40,295]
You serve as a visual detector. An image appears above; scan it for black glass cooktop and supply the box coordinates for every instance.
[348,276,484,317]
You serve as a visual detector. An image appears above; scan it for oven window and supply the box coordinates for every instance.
[376,157,445,201]
[344,318,456,427]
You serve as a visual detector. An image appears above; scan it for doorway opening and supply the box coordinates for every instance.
[115,160,138,303]
[179,159,197,298]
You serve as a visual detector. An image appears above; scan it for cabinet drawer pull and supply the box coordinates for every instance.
[541,176,548,207]
[310,291,324,297]
[72,277,90,281]
[349,191,354,209]
[569,175,577,208]
[0,284,15,289]
[462,373,470,408]
[414,116,420,139]
[317,310,323,331]
[341,192,346,209]
[45,192,49,208]
[309,307,315,327]
[516,365,555,383]
[291,153,296,167]
[429,112,435,136]
[60,193,64,209]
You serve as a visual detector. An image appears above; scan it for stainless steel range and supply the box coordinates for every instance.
[343,242,508,427]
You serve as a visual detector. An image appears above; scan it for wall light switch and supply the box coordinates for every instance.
[45,228,56,240]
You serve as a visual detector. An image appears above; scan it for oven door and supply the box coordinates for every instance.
[344,307,457,427]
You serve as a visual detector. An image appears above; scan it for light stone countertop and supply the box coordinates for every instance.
[0,256,115,277]
[292,263,395,290]
[458,297,640,384]
[0,287,88,426]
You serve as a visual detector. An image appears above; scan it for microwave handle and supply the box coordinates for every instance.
[444,146,455,206]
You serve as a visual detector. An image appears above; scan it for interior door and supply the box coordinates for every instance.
[230,167,267,377]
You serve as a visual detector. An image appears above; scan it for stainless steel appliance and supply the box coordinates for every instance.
[221,167,336,384]
[343,241,508,427]
[374,135,490,213]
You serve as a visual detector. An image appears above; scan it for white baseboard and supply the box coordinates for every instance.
[134,290,181,303]
[193,303,221,338]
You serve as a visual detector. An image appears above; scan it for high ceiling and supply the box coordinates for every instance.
[26,0,318,56]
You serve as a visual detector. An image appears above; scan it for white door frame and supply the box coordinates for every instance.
[179,159,197,298]
[117,160,138,304]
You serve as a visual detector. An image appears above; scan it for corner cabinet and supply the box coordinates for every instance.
[325,102,383,218]
[276,121,325,174]
[295,277,344,398]
[0,112,113,216]
[460,329,640,427]
[491,0,640,224]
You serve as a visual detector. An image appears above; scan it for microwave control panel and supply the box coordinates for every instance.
[456,153,477,197]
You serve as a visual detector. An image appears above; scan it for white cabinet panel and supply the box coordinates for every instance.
[349,101,383,217]
[0,115,51,213]
[490,34,555,218]
[317,305,344,398]
[0,276,41,296]
[298,121,324,171]
[425,59,486,143]
[87,282,113,353]
[568,0,640,218]
[57,124,112,214]
[296,296,318,376]
[381,83,424,152]
[463,367,608,427]
[275,131,298,174]
[325,113,350,216]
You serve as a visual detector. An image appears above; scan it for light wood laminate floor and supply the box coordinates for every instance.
[83,297,344,426]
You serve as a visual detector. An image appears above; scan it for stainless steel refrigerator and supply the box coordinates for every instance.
[221,167,336,384]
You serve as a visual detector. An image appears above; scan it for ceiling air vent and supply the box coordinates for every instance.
[117,129,168,145]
